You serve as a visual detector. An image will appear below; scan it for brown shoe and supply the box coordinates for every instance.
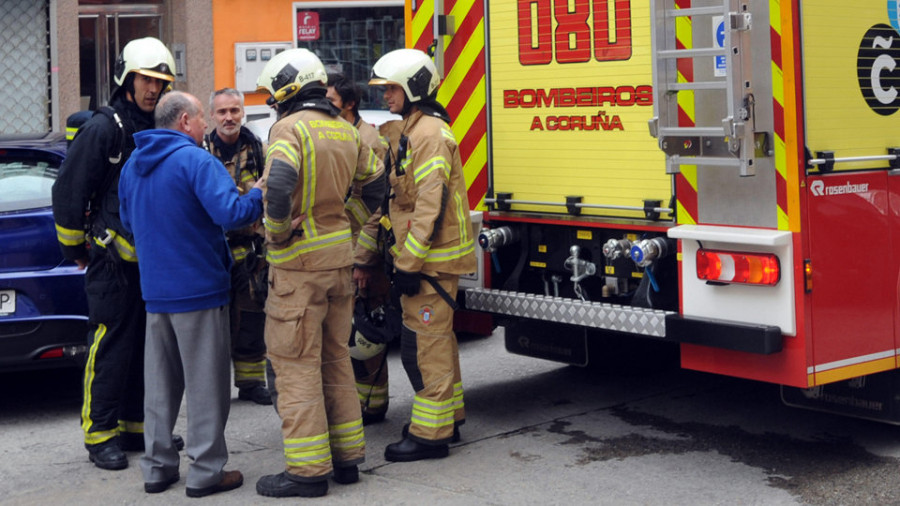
[185,470,243,498]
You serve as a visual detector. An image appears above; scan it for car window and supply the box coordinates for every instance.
[0,158,59,212]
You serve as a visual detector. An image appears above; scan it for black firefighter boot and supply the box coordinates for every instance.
[384,436,449,462]
[256,472,328,498]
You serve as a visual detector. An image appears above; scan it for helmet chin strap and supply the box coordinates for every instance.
[400,96,413,117]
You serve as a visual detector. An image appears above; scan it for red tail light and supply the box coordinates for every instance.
[38,347,64,359]
[696,249,780,286]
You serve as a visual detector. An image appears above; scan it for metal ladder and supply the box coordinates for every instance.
[648,0,766,176]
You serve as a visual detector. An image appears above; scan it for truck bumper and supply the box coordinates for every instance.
[465,288,783,354]
[666,315,783,355]
[464,288,672,337]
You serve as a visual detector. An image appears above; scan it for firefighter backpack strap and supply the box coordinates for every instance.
[421,274,459,311]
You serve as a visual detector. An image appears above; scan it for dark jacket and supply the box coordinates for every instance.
[118,128,263,313]
[52,95,153,262]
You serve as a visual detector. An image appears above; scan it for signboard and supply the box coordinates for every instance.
[487,0,669,216]
[296,11,320,41]
[713,16,726,77]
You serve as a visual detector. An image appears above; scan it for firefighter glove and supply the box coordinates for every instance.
[393,269,421,296]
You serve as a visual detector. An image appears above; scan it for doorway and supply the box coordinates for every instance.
[78,3,165,110]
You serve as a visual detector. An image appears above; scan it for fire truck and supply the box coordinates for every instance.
[407,0,900,422]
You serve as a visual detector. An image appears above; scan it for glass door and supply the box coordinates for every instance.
[78,3,164,110]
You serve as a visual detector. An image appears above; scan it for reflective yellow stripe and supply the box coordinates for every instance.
[411,395,455,428]
[452,381,464,413]
[329,418,365,451]
[266,229,352,265]
[357,230,378,254]
[239,169,255,184]
[295,121,318,237]
[118,420,144,434]
[232,245,249,263]
[267,140,299,167]
[440,126,456,142]
[265,216,291,235]
[66,126,79,141]
[423,239,475,263]
[84,428,119,445]
[400,145,413,173]
[284,432,331,467]
[56,223,85,246]
[234,359,266,382]
[112,234,137,262]
[413,156,451,184]
[83,324,116,444]
[93,229,137,262]
[455,192,468,243]
[357,383,389,409]
[354,149,378,181]
[345,196,370,227]
[403,233,429,259]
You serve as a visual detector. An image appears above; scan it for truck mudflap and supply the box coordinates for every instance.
[464,288,673,338]
[666,315,783,355]
[782,370,900,425]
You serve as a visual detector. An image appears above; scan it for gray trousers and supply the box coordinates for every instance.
[140,306,231,489]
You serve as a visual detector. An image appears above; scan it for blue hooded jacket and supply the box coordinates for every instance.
[119,128,263,313]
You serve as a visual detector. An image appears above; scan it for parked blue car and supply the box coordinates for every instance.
[0,133,87,370]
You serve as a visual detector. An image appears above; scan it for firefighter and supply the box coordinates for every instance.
[204,88,272,406]
[368,49,476,462]
[51,37,182,470]
[253,48,384,498]
[326,73,392,424]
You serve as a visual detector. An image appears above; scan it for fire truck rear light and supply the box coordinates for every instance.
[696,249,780,286]
[804,259,812,292]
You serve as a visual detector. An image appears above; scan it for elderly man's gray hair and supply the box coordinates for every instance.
[155,91,200,129]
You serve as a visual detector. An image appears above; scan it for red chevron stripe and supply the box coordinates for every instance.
[771,26,787,218]
[444,0,482,67]
[675,41,694,84]
[676,174,698,223]
[467,160,488,206]
[770,26,782,70]
[445,48,486,122]
[458,107,486,166]
[773,96,784,146]
[678,106,694,127]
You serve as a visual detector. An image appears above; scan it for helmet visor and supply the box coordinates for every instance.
[134,68,175,82]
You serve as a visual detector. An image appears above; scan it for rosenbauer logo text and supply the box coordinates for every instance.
[809,180,870,197]
[508,0,649,132]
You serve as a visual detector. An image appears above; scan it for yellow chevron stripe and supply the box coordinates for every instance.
[463,134,487,198]
[437,16,484,106]
[770,0,790,231]
[412,1,433,48]
[770,0,781,34]
[676,200,697,226]
[451,75,485,144]
[680,164,698,192]
[675,10,695,124]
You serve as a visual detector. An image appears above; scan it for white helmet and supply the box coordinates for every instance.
[256,48,327,105]
[349,331,386,361]
[369,49,440,103]
[113,37,175,86]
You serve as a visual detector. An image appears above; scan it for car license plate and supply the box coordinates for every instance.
[0,289,15,315]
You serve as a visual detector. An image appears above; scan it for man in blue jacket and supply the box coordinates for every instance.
[119,91,262,498]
